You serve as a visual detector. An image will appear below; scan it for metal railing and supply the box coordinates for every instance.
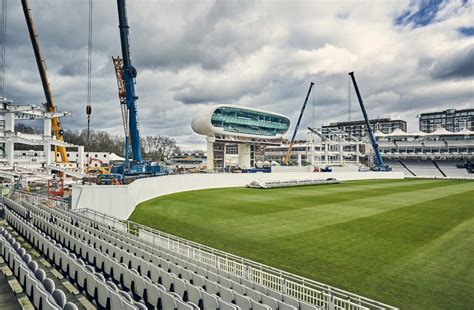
[71,207,397,310]
[8,190,70,210]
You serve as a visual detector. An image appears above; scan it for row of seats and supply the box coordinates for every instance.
[0,225,75,310]
[31,203,289,310]
[6,197,321,310]
[5,200,242,310]
[5,203,193,310]
[43,202,314,310]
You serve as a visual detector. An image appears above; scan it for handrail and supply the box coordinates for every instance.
[74,207,397,310]
[7,191,398,310]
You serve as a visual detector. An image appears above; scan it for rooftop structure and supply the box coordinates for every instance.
[323,118,407,140]
[264,127,365,167]
[192,104,290,139]
[0,97,84,184]
[419,108,474,133]
[192,105,290,172]
[375,128,474,160]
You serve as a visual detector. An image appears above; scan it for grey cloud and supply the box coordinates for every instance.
[2,1,473,150]
[429,45,474,79]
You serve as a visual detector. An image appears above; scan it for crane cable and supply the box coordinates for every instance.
[0,0,7,97]
[86,0,93,143]
[347,74,351,122]
[347,74,352,140]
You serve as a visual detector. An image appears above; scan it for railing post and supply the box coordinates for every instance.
[327,293,334,310]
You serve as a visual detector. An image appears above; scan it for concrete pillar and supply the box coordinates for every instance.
[297,153,302,166]
[5,112,14,132]
[5,141,13,167]
[43,118,52,166]
[324,143,328,165]
[206,138,214,172]
[356,144,360,164]
[43,118,52,137]
[78,146,85,171]
[238,144,251,169]
[339,144,343,165]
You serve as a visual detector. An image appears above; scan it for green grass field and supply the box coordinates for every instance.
[129,179,474,309]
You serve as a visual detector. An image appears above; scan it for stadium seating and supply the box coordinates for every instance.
[0,222,77,309]
[398,160,443,177]
[434,160,471,177]
[384,159,472,178]
[383,160,414,176]
[2,196,321,310]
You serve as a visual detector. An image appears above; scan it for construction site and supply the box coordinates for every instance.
[0,1,473,309]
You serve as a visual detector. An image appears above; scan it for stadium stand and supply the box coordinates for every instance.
[400,160,443,177]
[0,221,78,309]
[385,159,473,178]
[2,195,331,310]
[384,160,414,176]
[434,160,471,177]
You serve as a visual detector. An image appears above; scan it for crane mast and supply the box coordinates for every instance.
[117,0,141,162]
[348,72,390,171]
[284,82,314,165]
[21,0,68,162]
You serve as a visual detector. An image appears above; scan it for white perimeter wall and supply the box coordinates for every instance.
[71,171,405,220]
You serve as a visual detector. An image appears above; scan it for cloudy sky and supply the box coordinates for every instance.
[1,0,473,150]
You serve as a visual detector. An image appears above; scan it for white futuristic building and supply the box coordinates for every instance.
[192,105,290,171]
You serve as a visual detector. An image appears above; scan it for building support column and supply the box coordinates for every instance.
[43,118,52,166]
[238,144,251,169]
[356,144,360,164]
[206,137,215,172]
[5,112,15,167]
[78,146,85,171]
[324,143,328,166]
[339,144,343,165]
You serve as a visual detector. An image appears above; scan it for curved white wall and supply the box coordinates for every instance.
[71,171,404,220]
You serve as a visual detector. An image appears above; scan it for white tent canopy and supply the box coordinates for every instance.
[428,127,453,136]
[411,130,427,136]
[386,128,410,137]
[109,153,125,161]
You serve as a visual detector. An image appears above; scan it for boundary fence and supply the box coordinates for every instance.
[72,207,397,310]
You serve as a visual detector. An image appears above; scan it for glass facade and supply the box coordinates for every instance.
[211,107,290,137]
[323,118,407,140]
[419,109,474,133]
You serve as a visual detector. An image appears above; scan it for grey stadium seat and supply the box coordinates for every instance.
[43,278,56,294]
[64,302,79,310]
[52,289,67,308]
[34,268,46,282]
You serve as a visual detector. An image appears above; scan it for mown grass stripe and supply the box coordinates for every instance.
[129,179,474,309]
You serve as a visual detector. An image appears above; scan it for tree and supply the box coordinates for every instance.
[12,124,181,159]
[141,135,180,162]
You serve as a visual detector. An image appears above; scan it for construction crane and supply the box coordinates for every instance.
[283,82,314,165]
[348,72,391,171]
[21,0,68,163]
[116,0,141,163]
[109,0,165,178]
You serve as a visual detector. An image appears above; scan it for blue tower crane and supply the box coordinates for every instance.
[348,72,391,172]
